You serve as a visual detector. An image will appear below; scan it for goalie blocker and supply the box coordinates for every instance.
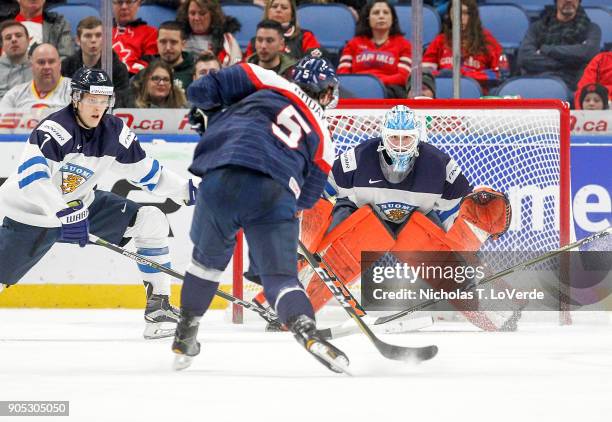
[299,187,519,331]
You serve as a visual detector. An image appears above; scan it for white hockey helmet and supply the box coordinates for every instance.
[379,105,424,171]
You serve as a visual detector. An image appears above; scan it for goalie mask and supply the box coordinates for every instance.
[378,106,424,178]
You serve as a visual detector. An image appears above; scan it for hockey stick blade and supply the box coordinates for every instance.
[88,234,281,325]
[318,315,434,340]
[298,240,438,363]
[374,226,612,326]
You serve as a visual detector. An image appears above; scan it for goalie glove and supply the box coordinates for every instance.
[458,187,511,239]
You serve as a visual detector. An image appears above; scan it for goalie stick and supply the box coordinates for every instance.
[373,225,612,326]
[298,239,438,363]
[88,234,280,326]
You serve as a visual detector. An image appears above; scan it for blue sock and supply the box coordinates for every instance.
[180,272,219,316]
[263,275,314,325]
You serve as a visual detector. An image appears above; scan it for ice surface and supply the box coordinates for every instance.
[1,309,611,422]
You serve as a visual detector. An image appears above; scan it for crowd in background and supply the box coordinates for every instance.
[0,0,609,111]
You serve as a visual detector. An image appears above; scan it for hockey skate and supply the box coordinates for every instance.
[171,313,201,371]
[143,292,180,339]
[289,315,351,375]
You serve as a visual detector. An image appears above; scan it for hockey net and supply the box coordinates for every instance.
[232,99,572,325]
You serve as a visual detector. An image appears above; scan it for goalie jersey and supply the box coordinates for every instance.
[187,63,334,210]
[0,105,189,228]
[329,137,473,229]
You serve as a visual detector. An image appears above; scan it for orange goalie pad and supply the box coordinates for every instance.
[391,211,522,331]
[299,198,334,253]
[390,210,486,253]
[304,206,395,313]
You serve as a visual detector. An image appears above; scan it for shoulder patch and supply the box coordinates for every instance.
[446,159,461,184]
[340,148,357,173]
[118,122,137,149]
[36,120,72,146]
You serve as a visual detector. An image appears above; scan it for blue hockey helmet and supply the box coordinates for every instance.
[379,105,424,172]
[71,67,115,108]
[292,51,339,108]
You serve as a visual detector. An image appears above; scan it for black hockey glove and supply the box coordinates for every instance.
[188,107,208,135]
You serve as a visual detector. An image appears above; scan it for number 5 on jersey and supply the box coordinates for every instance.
[272,105,312,148]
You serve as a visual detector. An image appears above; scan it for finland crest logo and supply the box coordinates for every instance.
[60,163,94,194]
[377,202,416,222]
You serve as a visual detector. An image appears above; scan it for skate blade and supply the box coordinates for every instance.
[172,353,193,371]
[143,322,176,340]
[308,342,352,376]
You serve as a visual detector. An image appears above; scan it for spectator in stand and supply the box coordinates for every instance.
[61,17,130,92]
[137,21,196,92]
[115,60,187,108]
[0,21,32,98]
[112,0,158,75]
[246,20,296,79]
[423,0,503,94]
[4,0,74,60]
[406,72,437,99]
[245,0,320,61]
[338,0,412,98]
[517,0,601,91]
[574,52,612,109]
[0,43,70,109]
[578,83,609,110]
[192,51,220,80]
[177,0,242,67]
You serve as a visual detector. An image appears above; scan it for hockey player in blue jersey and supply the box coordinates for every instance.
[171,56,349,373]
[0,67,197,339]
[299,105,518,331]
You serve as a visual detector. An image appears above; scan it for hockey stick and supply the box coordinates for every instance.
[298,239,438,363]
[299,250,434,339]
[88,234,281,325]
[373,226,612,326]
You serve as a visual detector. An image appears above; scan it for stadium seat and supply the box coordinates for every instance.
[584,7,612,50]
[48,5,100,37]
[222,4,264,50]
[435,77,482,99]
[482,0,547,19]
[394,5,441,46]
[478,5,530,50]
[338,74,386,99]
[297,4,355,51]
[496,77,570,101]
[137,5,177,27]
[582,0,611,12]
[65,0,99,5]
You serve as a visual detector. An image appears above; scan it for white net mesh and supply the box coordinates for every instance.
[327,106,564,269]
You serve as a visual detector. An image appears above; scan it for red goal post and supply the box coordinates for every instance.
[232,99,571,324]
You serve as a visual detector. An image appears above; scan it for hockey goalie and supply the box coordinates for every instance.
[254,105,521,332]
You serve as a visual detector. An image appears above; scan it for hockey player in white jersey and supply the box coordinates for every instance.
[294,105,520,331]
[0,67,197,339]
